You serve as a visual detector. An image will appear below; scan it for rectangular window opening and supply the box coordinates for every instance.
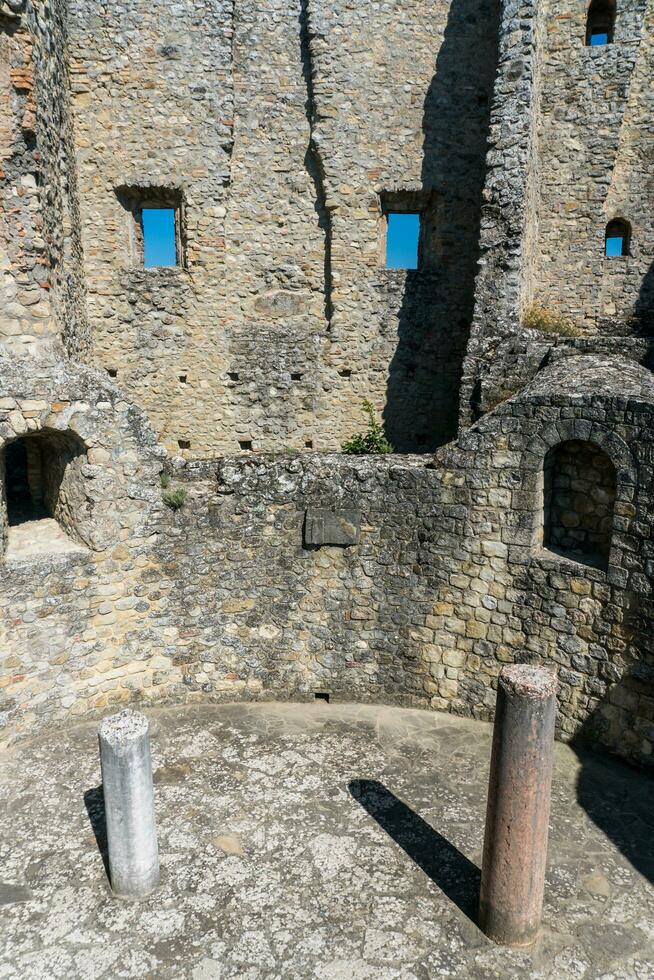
[605,236,625,258]
[116,186,184,270]
[314,692,330,703]
[386,212,420,270]
[143,208,178,268]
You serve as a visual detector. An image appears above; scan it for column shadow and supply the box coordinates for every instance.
[84,784,110,881]
[349,779,480,921]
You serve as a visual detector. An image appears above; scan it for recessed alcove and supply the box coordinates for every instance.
[2,430,89,560]
[539,440,616,569]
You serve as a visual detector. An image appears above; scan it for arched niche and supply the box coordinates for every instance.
[1,428,90,559]
[605,218,631,257]
[539,440,617,569]
[586,0,616,46]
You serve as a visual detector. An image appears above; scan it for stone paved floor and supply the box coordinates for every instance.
[1,702,653,979]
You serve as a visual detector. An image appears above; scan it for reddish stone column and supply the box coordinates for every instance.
[479,664,558,946]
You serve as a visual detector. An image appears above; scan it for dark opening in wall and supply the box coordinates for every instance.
[339,368,352,379]
[5,440,41,525]
[179,374,188,384]
[314,692,330,703]
[2,429,87,545]
[542,440,616,568]
[227,372,240,382]
[291,372,303,381]
[116,186,184,269]
[586,0,615,45]
[239,440,253,451]
[107,368,118,379]
[605,218,630,257]
[178,439,191,450]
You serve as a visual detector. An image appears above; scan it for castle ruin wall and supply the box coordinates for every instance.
[1,1,654,774]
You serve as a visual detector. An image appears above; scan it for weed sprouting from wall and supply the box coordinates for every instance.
[342,401,394,455]
[522,304,583,337]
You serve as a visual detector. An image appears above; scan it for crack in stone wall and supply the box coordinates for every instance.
[299,0,333,328]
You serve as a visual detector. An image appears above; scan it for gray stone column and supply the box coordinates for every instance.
[479,664,558,946]
[98,709,160,899]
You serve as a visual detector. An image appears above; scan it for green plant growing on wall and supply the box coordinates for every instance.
[162,487,187,510]
[342,400,394,455]
[522,303,583,338]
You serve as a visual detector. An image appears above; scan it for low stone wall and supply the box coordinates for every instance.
[1,354,653,767]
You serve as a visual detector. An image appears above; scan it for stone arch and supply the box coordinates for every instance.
[542,440,616,568]
[1,427,89,550]
[586,0,616,45]
[526,420,636,570]
[605,217,631,257]
[0,358,165,560]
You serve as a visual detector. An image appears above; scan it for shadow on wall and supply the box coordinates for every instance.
[634,261,654,362]
[569,606,654,886]
[383,0,501,453]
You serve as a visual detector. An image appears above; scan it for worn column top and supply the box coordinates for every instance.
[499,664,558,701]
[99,709,149,747]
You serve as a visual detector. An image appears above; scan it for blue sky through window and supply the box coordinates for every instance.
[605,236,624,257]
[143,208,177,267]
[590,31,609,45]
[386,212,420,269]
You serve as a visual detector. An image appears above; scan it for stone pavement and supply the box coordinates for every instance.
[0,702,653,979]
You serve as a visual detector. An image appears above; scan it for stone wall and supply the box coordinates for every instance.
[2,0,654,776]
[461,0,654,424]
[0,1,59,353]
[2,353,653,769]
[530,0,653,334]
[0,0,87,357]
[304,0,500,453]
[63,0,500,456]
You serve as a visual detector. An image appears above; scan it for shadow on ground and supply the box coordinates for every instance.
[349,778,480,921]
[574,744,654,886]
[84,784,110,881]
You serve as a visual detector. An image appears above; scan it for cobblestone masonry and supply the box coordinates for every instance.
[2,351,654,769]
[461,0,654,424]
[56,0,500,455]
[2,0,654,775]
